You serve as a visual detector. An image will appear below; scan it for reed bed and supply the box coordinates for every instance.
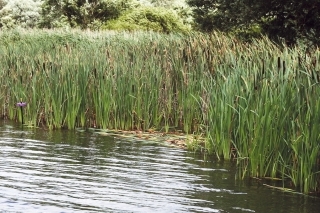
[0,29,319,194]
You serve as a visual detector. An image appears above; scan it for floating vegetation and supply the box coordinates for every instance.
[0,29,319,195]
[81,128,202,149]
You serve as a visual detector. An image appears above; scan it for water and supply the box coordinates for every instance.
[0,121,319,213]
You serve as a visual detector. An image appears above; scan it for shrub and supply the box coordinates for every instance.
[103,6,190,33]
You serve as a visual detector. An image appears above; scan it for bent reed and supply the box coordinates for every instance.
[0,29,319,194]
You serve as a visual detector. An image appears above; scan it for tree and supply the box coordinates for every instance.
[186,0,320,45]
[186,0,249,31]
[0,0,42,29]
[260,1,320,45]
[40,0,131,29]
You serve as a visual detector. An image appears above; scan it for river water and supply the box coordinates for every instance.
[0,120,319,213]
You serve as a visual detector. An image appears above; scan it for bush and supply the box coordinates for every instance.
[103,6,190,33]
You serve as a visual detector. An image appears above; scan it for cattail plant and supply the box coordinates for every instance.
[0,29,319,194]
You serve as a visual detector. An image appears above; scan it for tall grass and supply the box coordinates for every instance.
[0,29,319,194]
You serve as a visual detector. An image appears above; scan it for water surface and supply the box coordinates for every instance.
[0,120,319,212]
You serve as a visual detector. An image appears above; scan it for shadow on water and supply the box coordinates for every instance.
[0,120,319,213]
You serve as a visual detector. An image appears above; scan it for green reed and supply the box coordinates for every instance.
[0,29,319,194]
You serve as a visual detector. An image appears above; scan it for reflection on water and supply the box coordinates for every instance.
[0,120,319,213]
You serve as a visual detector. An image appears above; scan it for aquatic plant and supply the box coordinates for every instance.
[0,29,319,194]
[16,102,27,107]
[16,100,27,125]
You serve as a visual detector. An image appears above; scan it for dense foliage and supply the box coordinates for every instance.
[0,0,42,28]
[0,0,190,32]
[187,0,320,45]
[40,0,131,29]
[103,6,190,33]
[0,0,319,44]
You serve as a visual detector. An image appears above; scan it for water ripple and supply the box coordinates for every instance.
[0,130,224,213]
[1,124,319,213]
